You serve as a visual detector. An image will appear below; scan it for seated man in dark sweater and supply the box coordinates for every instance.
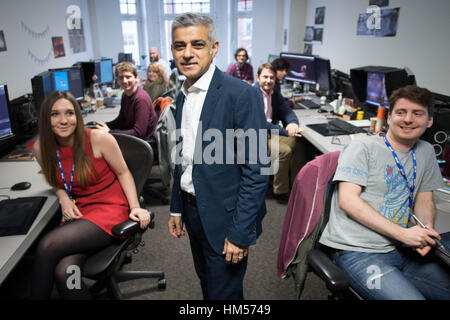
[96,62,157,140]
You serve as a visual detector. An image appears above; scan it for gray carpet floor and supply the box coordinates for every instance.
[116,178,331,300]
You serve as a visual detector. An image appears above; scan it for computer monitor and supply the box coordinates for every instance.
[365,71,389,107]
[0,84,17,158]
[67,67,84,100]
[0,84,13,140]
[280,52,316,85]
[314,57,331,92]
[52,70,69,91]
[99,59,113,84]
[118,52,133,63]
[79,59,114,88]
[350,66,415,109]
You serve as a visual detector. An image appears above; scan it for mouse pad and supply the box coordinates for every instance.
[306,123,342,136]
[0,196,47,236]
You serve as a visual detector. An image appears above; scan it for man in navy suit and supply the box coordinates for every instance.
[167,13,269,300]
[254,63,306,203]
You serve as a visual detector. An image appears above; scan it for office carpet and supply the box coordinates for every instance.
[115,179,331,301]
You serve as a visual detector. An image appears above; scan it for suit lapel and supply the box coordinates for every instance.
[199,68,222,131]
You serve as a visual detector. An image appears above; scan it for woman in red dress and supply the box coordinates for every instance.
[31,91,150,299]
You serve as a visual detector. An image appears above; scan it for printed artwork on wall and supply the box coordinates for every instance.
[369,0,389,7]
[0,30,7,52]
[52,36,66,58]
[304,42,312,55]
[357,7,400,37]
[313,28,323,42]
[304,26,314,41]
[68,18,86,53]
[315,7,325,25]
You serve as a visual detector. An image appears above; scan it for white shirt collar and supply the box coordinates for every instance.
[181,64,216,95]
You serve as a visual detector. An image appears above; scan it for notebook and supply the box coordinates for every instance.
[0,196,47,236]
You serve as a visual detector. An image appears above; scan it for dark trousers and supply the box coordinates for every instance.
[182,194,248,300]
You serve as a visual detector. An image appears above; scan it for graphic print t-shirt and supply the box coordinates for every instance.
[319,135,442,253]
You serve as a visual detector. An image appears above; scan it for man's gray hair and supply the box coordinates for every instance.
[172,12,216,44]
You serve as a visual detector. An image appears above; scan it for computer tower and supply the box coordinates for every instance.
[9,94,38,142]
[31,71,52,115]
[422,103,450,160]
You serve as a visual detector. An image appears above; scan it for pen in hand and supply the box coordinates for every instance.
[412,214,446,250]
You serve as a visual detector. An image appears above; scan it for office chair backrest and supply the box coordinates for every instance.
[111,133,154,194]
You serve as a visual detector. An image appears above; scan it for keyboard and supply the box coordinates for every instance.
[299,99,320,109]
[328,118,367,135]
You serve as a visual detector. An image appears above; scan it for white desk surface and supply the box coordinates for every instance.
[0,161,59,284]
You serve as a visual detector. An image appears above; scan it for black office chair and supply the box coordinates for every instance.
[307,177,450,300]
[305,180,361,300]
[82,133,166,300]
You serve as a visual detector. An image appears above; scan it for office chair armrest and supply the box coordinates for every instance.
[307,248,350,291]
[112,211,155,237]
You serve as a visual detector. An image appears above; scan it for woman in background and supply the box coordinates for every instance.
[31,91,150,299]
[143,62,171,102]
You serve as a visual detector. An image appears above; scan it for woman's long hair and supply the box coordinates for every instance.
[38,91,96,188]
[147,62,169,86]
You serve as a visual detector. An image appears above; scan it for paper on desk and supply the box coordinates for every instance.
[348,120,371,127]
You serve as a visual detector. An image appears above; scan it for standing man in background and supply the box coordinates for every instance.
[149,46,173,79]
[168,12,269,300]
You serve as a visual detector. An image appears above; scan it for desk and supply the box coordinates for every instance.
[0,161,59,284]
[83,105,120,124]
[294,108,362,154]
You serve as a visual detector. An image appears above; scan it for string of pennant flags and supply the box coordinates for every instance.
[27,47,52,65]
[21,21,50,39]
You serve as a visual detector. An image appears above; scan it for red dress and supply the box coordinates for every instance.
[57,129,129,236]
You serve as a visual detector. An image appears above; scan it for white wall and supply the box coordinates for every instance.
[303,0,450,95]
[0,0,94,99]
[88,0,123,62]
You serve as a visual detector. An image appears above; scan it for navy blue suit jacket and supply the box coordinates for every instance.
[170,68,269,254]
[254,82,299,136]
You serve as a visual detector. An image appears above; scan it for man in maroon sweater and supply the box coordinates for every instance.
[96,62,157,140]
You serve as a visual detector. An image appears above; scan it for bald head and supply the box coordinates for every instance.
[149,47,160,62]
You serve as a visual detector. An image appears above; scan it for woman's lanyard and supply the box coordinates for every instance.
[56,150,75,202]
[382,135,417,220]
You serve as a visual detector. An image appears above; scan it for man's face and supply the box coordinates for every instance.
[276,69,288,82]
[236,50,247,65]
[149,48,159,62]
[387,98,433,145]
[171,25,218,87]
[117,71,138,95]
[257,68,275,94]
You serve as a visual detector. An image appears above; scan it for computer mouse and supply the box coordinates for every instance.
[11,181,32,191]
[85,121,98,126]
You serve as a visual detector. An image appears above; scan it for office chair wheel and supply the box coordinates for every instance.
[158,279,167,290]
[123,252,132,265]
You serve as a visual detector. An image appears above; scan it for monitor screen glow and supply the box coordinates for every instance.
[100,59,113,83]
[53,71,69,91]
[366,71,389,107]
[0,85,13,140]
[280,53,316,85]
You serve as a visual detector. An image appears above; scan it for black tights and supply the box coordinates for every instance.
[30,219,113,299]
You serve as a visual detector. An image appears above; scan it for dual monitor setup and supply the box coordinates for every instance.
[31,58,114,114]
[279,52,416,117]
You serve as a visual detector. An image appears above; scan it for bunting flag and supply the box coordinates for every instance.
[21,21,49,39]
[27,47,52,65]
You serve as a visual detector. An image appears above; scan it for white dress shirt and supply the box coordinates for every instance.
[179,64,216,196]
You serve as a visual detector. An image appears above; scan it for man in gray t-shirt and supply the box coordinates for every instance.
[319,85,450,300]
